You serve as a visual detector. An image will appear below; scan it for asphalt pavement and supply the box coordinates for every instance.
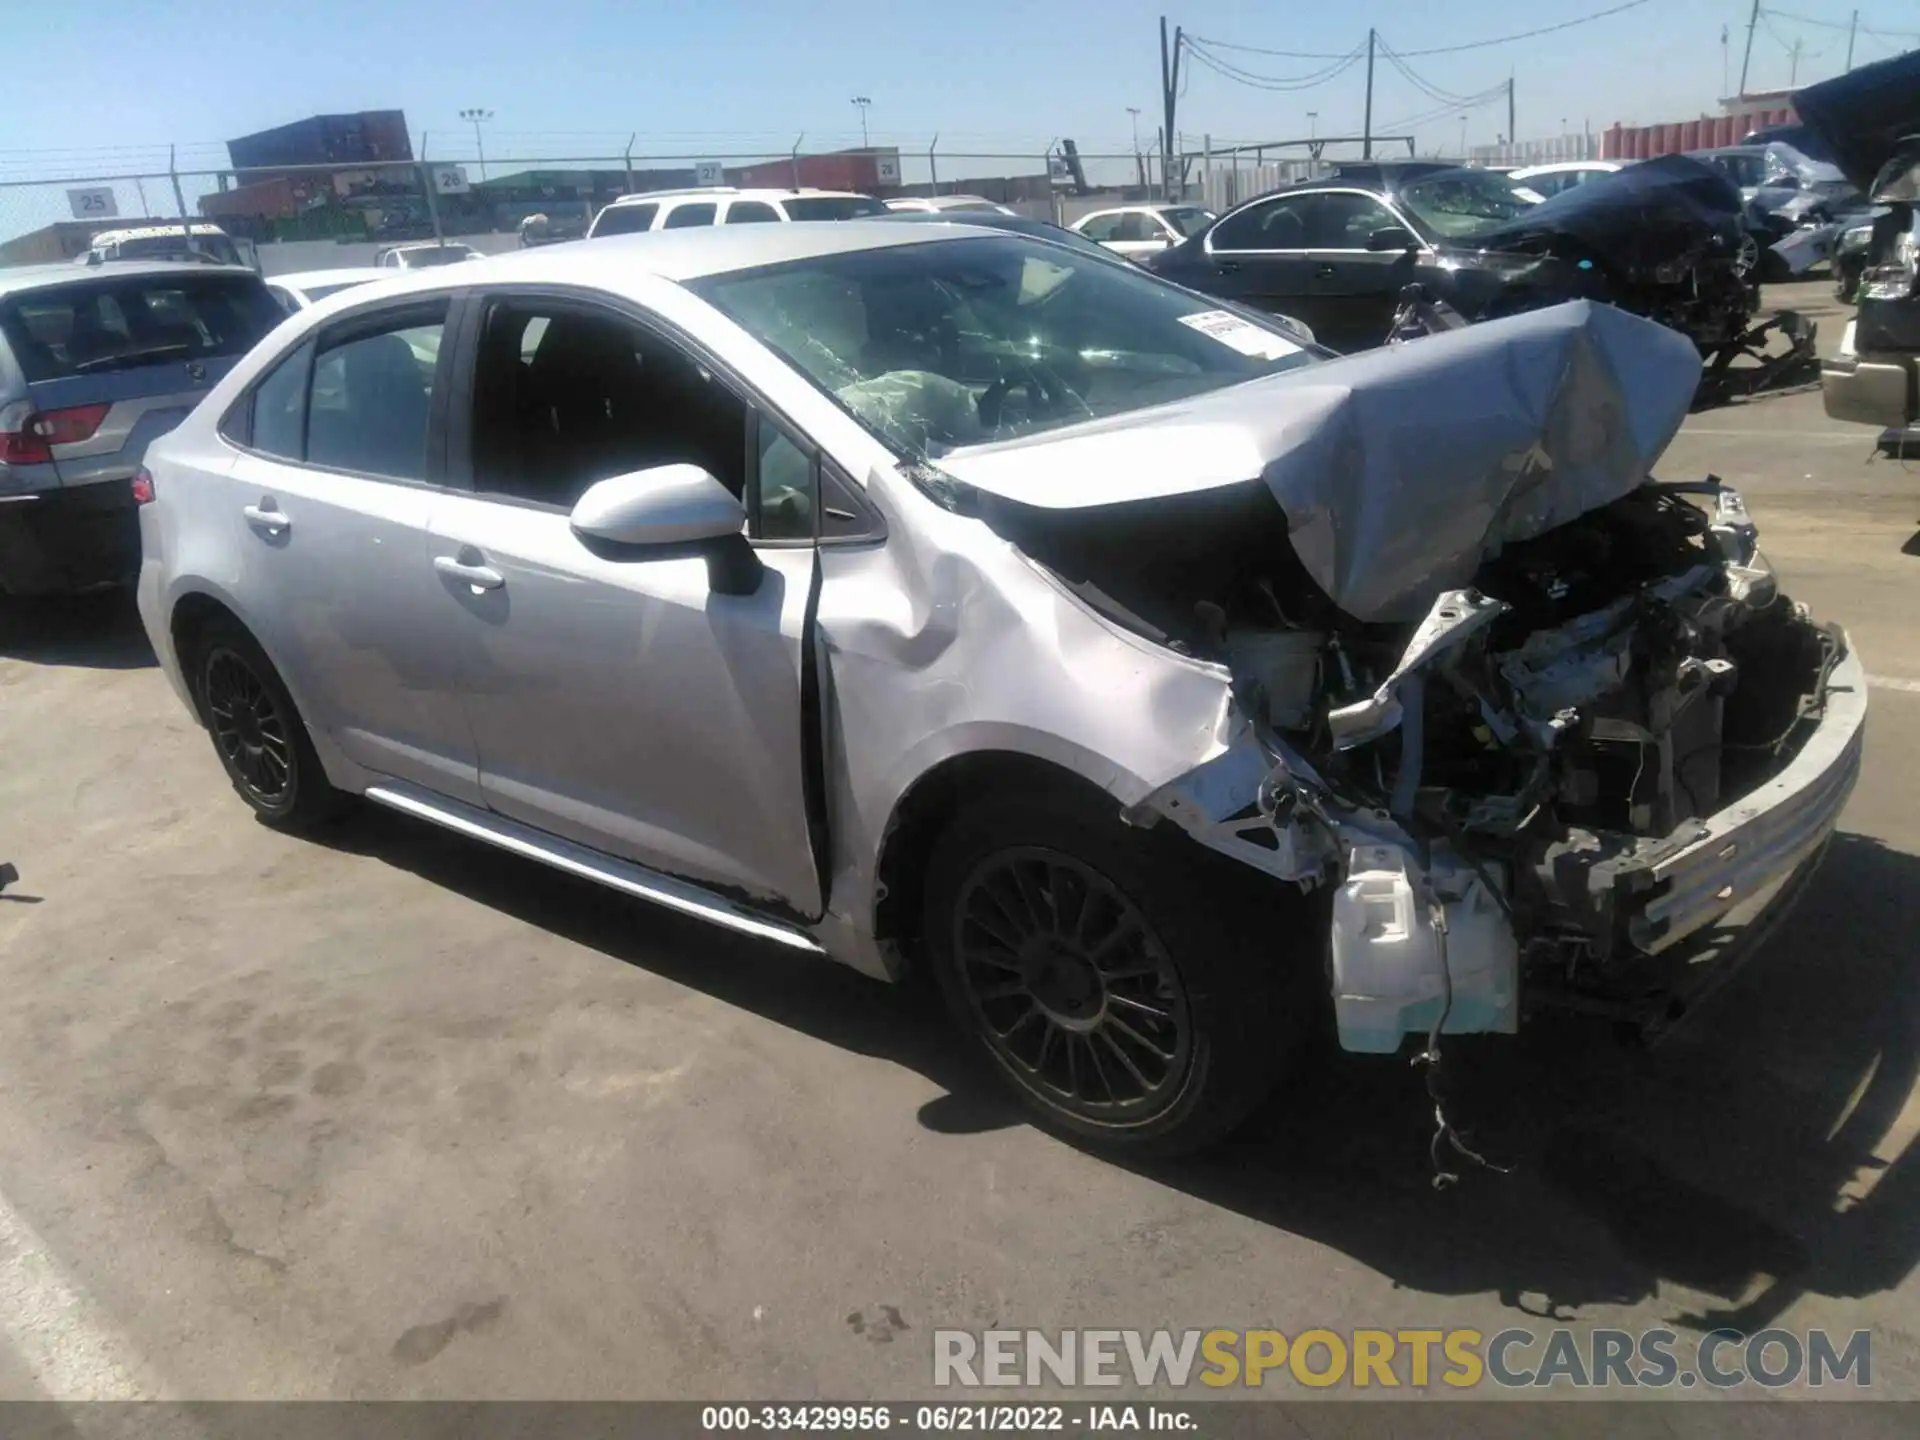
[1,281,1917,1409]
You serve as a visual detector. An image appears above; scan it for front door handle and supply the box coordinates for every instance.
[1216,258,1243,273]
[1313,263,1338,279]
[434,554,505,591]
[242,502,289,534]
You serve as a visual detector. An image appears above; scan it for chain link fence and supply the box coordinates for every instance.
[0,145,1200,275]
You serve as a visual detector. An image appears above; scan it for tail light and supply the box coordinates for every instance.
[0,403,112,465]
[131,468,155,505]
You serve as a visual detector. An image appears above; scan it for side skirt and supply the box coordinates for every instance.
[363,780,827,955]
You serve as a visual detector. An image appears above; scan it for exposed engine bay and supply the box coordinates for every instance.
[983,474,1844,1050]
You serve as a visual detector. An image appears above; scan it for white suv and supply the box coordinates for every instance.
[588,188,888,238]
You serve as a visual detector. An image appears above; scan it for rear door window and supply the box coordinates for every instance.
[593,203,659,236]
[726,201,781,224]
[663,203,719,229]
[0,274,284,382]
[306,310,446,480]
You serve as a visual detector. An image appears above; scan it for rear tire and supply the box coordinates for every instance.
[188,616,346,830]
[922,789,1318,1157]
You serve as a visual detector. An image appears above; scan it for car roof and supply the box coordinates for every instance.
[329,220,1013,297]
[604,187,872,206]
[88,223,229,243]
[383,240,476,252]
[0,260,261,299]
[270,267,389,290]
[1511,160,1620,175]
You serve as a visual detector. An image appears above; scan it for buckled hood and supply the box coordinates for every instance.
[1468,155,1747,282]
[935,299,1703,623]
[1794,48,1920,198]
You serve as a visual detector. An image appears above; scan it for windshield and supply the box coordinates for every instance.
[1705,151,1768,189]
[688,234,1315,461]
[0,273,283,382]
[785,195,889,220]
[1396,169,1540,240]
[1163,207,1214,237]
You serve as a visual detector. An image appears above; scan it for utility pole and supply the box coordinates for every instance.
[1507,77,1515,152]
[1362,28,1377,159]
[1790,37,1804,86]
[1160,16,1183,201]
[851,97,872,148]
[1846,9,1859,70]
[1738,0,1760,97]
[1127,106,1144,188]
[459,108,492,181]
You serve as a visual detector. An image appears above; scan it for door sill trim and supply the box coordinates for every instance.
[362,780,825,954]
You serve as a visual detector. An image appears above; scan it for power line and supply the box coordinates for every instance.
[1183,37,1368,91]
[1375,35,1503,107]
[1763,6,1920,40]
[1395,1,1653,56]
[1184,35,1353,60]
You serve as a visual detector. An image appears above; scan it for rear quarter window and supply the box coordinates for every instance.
[0,274,283,383]
[593,202,659,236]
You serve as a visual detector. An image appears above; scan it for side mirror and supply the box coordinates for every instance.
[571,464,746,546]
[1366,226,1419,252]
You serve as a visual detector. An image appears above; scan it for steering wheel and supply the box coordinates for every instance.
[977,361,1074,429]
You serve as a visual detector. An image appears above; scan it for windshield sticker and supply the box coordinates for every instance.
[1177,310,1302,360]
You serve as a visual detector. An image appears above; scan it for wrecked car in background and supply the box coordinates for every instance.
[1799,48,1920,437]
[138,224,1864,1161]
[1144,158,1801,377]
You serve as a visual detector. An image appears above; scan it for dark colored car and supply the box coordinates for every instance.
[1324,161,1461,189]
[0,262,284,596]
[1145,159,1754,355]
[1800,49,1920,435]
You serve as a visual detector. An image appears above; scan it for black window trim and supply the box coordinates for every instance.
[440,284,885,546]
[747,410,887,548]
[216,289,464,492]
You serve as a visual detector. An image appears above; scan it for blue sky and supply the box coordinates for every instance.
[3,0,1915,207]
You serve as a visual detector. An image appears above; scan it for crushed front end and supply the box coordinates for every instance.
[950,299,1865,1059]
[1286,484,1861,1050]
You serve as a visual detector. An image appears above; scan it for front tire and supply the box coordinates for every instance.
[189,617,345,830]
[922,790,1316,1156]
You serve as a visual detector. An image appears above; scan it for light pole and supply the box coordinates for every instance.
[1126,106,1144,189]
[459,108,493,181]
[1458,113,1469,158]
[1307,111,1318,140]
[851,96,872,149]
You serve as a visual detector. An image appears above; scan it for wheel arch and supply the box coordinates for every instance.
[869,749,1141,974]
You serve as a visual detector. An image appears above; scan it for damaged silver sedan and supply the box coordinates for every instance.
[137,223,1866,1156]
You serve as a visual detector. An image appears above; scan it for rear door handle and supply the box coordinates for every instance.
[434,555,505,591]
[1216,259,1242,273]
[1313,263,1338,278]
[242,503,289,534]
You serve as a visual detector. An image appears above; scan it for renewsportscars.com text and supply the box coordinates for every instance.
[932,1327,1872,1390]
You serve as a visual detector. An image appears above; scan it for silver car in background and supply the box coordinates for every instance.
[0,261,283,595]
[136,223,1863,1156]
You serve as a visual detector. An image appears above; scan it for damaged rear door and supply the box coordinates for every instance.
[430,289,828,916]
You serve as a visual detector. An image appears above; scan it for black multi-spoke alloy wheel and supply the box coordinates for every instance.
[924,790,1313,1156]
[191,617,344,829]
